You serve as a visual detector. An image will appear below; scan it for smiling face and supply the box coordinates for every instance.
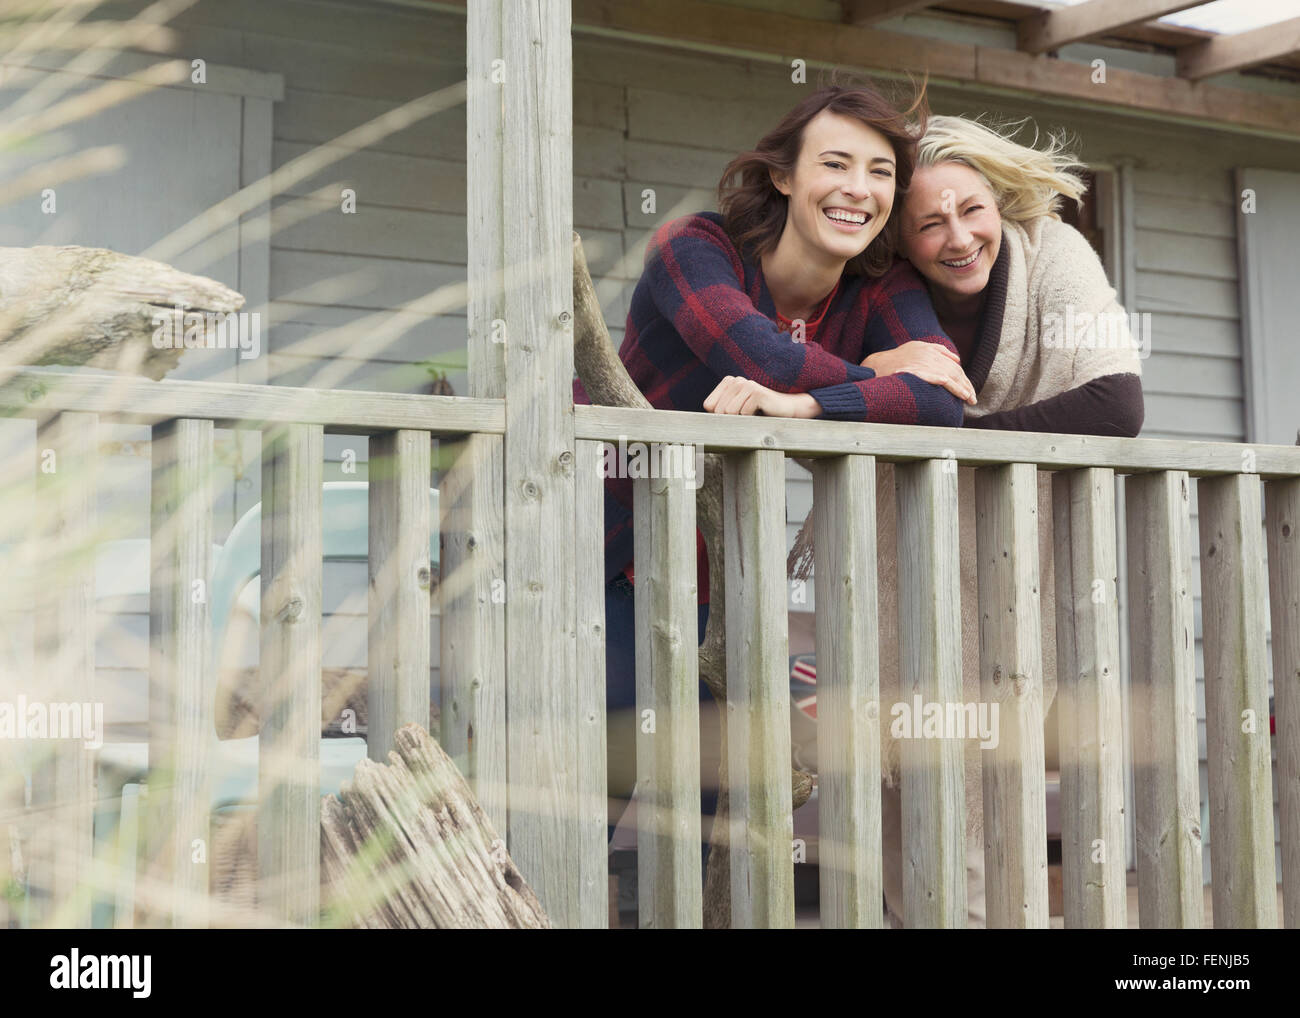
[900,161,1002,311]
[768,109,897,269]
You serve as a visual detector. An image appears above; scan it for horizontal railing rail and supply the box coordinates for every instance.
[0,367,504,436]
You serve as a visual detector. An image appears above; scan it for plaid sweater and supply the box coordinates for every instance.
[573,211,964,603]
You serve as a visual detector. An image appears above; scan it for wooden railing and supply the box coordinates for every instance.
[573,402,1299,930]
[1,367,1297,929]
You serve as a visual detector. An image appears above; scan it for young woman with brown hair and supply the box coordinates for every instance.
[574,78,975,866]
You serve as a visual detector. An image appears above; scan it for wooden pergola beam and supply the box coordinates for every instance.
[549,0,1300,139]
[1177,16,1300,81]
[844,0,935,27]
[433,0,1300,138]
[1018,1,1204,55]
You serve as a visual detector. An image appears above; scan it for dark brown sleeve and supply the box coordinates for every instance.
[965,372,1144,437]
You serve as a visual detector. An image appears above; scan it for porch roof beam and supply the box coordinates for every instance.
[1017,1,1205,56]
[843,0,936,27]
[429,0,1300,138]
[1177,16,1300,81]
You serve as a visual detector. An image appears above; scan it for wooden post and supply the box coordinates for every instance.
[974,462,1049,928]
[812,454,882,928]
[1052,468,1127,928]
[724,449,794,928]
[1265,478,1300,930]
[143,418,216,928]
[1197,473,1278,927]
[367,429,432,762]
[258,423,323,926]
[467,0,582,926]
[453,0,509,835]
[574,440,609,928]
[894,458,966,928]
[633,447,702,928]
[1125,470,1203,928]
[439,15,513,845]
[28,410,98,927]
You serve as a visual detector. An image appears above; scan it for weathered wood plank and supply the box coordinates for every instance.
[633,449,703,928]
[895,458,966,928]
[1052,468,1127,928]
[367,430,432,761]
[438,434,507,834]
[573,405,1300,478]
[28,411,98,927]
[1018,1,1203,55]
[812,454,881,928]
[974,462,1049,929]
[1266,477,1300,930]
[143,418,216,928]
[0,368,504,435]
[466,0,506,402]
[574,440,609,929]
[1177,16,1300,81]
[473,0,582,927]
[1125,470,1204,928]
[1197,473,1278,927]
[723,449,794,928]
[258,423,323,925]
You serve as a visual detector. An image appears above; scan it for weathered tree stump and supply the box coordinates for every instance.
[320,723,549,929]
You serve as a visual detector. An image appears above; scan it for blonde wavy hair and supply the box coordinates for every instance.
[916,115,1088,225]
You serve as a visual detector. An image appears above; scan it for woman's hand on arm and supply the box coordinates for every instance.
[863,341,977,405]
[703,375,820,418]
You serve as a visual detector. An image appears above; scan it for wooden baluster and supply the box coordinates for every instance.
[575,440,609,928]
[258,423,323,926]
[367,430,433,761]
[1266,476,1300,930]
[895,458,966,927]
[1126,470,1203,928]
[28,411,98,927]
[813,454,882,928]
[633,443,702,928]
[975,462,1049,928]
[143,418,216,928]
[438,434,507,834]
[1052,467,1126,927]
[724,449,794,928]
[1198,473,1277,927]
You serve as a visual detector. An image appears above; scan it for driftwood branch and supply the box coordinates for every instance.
[320,724,549,928]
[788,508,815,584]
[0,245,244,379]
[573,232,812,929]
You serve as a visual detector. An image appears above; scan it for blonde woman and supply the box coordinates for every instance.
[873,116,1144,927]
[900,114,1143,432]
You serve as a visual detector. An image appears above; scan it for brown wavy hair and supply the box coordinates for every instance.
[717,71,928,278]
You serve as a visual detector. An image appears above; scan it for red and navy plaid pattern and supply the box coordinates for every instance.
[791,654,818,719]
[575,211,964,602]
